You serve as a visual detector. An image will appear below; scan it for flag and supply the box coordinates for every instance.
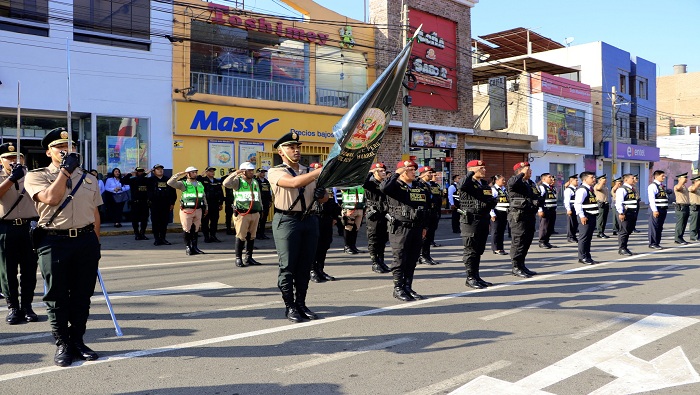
[315,27,422,189]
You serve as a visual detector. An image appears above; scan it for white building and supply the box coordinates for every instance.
[0,0,173,174]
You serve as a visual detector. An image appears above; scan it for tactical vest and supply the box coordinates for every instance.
[428,181,443,209]
[181,181,204,209]
[342,186,366,210]
[622,185,638,213]
[386,181,428,224]
[450,182,460,206]
[494,187,510,212]
[234,179,262,212]
[459,178,492,213]
[566,186,576,209]
[654,183,669,208]
[542,184,557,209]
[578,186,599,215]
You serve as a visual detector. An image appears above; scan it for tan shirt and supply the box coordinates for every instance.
[593,183,609,203]
[24,164,102,229]
[675,185,690,204]
[167,175,208,208]
[690,187,700,205]
[0,169,39,220]
[268,164,316,212]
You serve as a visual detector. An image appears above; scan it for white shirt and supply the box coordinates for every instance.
[105,177,130,194]
[563,185,576,211]
[615,183,634,213]
[98,179,105,195]
[447,183,458,206]
[648,180,664,212]
[574,184,594,218]
[489,185,505,217]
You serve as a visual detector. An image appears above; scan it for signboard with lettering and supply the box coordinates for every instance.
[408,9,457,110]
[531,72,591,103]
[602,141,660,162]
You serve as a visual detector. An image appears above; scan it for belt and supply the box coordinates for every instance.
[274,208,305,218]
[44,224,95,237]
[0,217,38,226]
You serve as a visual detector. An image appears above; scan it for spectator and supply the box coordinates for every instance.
[104,168,130,227]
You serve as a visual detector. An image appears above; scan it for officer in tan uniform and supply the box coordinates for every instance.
[593,174,611,238]
[24,128,103,367]
[223,161,263,267]
[0,141,39,325]
[673,173,690,245]
[688,175,700,241]
[168,166,208,255]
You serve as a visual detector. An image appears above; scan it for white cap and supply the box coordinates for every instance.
[185,166,198,172]
[239,162,255,170]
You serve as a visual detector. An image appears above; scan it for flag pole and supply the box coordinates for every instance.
[66,39,72,148]
[16,81,21,158]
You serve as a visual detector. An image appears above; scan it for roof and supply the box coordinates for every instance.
[473,27,565,60]
[472,55,579,85]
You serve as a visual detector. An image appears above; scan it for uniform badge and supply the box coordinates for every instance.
[85,178,93,184]
[478,161,482,166]
[60,131,69,139]
[291,132,298,140]
[8,144,15,152]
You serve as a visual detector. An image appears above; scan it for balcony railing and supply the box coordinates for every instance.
[315,88,363,109]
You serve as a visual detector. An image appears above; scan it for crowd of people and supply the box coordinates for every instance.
[2,128,698,368]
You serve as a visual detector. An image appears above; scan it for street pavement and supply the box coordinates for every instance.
[1,212,699,395]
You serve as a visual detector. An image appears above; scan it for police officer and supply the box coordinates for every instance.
[310,163,339,283]
[224,168,235,235]
[418,166,442,265]
[688,175,700,241]
[615,173,639,255]
[256,168,272,240]
[198,167,224,243]
[459,160,496,289]
[268,131,325,322]
[381,160,429,302]
[574,172,599,264]
[648,170,668,249]
[0,142,39,325]
[124,167,150,240]
[341,185,366,254]
[563,174,579,243]
[633,174,642,233]
[223,162,263,267]
[594,174,611,238]
[506,161,541,278]
[537,173,557,249]
[490,174,509,255]
[148,164,176,246]
[611,176,623,235]
[24,128,102,367]
[673,173,690,245]
[168,166,208,255]
[448,175,461,233]
[332,187,344,236]
[363,162,391,273]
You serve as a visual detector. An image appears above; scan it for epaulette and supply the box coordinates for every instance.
[29,167,46,172]
[274,164,287,168]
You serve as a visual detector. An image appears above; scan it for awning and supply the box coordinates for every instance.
[464,142,535,153]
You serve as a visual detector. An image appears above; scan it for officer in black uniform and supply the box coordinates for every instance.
[537,173,557,249]
[363,162,391,273]
[224,168,235,235]
[381,160,429,302]
[0,141,39,325]
[256,168,272,240]
[448,175,461,233]
[490,174,509,255]
[198,167,224,242]
[611,176,623,235]
[418,166,443,265]
[564,174,579,243]
[573,171,599,264]
[506,161,542,278]
[148,164,176,246]
[123,167,150,240]
[310,163,339,283]
[615,173,638,255]
[459,160,496,288]
[648,170,668,249]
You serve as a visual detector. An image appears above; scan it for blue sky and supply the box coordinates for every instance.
[244,0,699,76]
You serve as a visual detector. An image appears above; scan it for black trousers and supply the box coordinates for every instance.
[225,201,234,230]
[366,215,389,257]
[675,204,690,242]
[648,207,668,246]
[538,208,556,243]
[690,205,699,240]
[388,224,423,284]
[461,213,490,273]
[567,211,579,240]
[257,204,270,236]
[451,207,460,233]
[273,213,319,303]
[130,200,149,234]
[421,211,440,256]
[618,211,638,249]
[150,201,171,241]
[596,203,610,235]
[0,222,38,308]
[37,231,100,338]
[201,208,220,238]
[490,210,507,252]
[577,214,597,260]
[508,210,536,265]
[313,215,334,272]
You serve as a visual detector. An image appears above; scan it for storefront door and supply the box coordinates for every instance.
[550,162,575,204]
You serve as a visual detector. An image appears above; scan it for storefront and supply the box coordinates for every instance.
[601,142,659,202]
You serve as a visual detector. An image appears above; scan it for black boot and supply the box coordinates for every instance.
[140,225,149,240]
[392,270,413,302]
[465,266,485,289]
[192,232,205,254]
[235,238,245,267]
[344,230,357,254]
[314,254,334,281]
[371,254,385,273]
[71,338,99,361]
[310,270,325,283]
[53,332,73,367]
[521,262,537,276]
[245,238,261,265]
[377,253,391,272]
[472,262,493,287]
[511,261,531,278]
[184,232,194,255]
[21,297,38,322]
[403,274,425,300]
[160,231,171,245]
[282,291,304,323]
[349,231,364,253]
[295,289,318,320]
[5,303,22,325]
[211,229,222,243]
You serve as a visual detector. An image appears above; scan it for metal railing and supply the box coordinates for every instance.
[315,88,363,109]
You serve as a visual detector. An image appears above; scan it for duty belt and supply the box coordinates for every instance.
[44,224,95,237]
[274,208,306,218]
[0,217,38,226]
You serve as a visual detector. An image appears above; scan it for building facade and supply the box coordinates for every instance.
[657,66,700,138]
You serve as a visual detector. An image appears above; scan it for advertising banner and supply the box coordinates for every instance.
[411,129,434,147]
[208,140,235,169]
[107,136,139,171]
[546,106,585,147]
[239,141,265,167]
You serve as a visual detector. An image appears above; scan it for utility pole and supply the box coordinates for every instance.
[611,86,617,177]
[401,1,410,156]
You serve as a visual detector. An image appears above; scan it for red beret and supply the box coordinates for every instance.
[396,160,418,170]
[418,166,434,174]
[370,162,386,170]
[513,161,530,171]
[309,162,322,169]
[466,160,485,168]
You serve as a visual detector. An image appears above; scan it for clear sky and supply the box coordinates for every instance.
[244,0,699,76]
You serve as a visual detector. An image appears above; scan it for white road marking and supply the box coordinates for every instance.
[479,301,552,321]
[578,280,633,293]
[101,254,279,271]
[274,337,414,373]
[0,333,52,345]
[0,245,694,382]
[657,288,700,305]
[353,284,393,292]
[182,301,282,317]
[569,314,635,339]
[404,360,512,395]
[650,264,681,275]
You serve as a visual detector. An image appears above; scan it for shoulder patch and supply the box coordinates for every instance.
[29,167,46,172]
[273,164,286,168]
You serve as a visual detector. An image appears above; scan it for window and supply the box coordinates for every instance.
[0,0,49,35]
[618,71,628,94]
[316,46,367,108]
[73,0,151,49]
[638,118,647,140]
[636,77,647,99]
[617,114,629,138]
[96,116,149,176]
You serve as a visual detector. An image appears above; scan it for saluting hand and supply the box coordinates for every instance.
[8,163,25,182]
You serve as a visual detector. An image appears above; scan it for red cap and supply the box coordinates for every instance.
[370,162,386,170]
[466,160,485,168]
[418,166,434,174]
[513,161,530,171]
[396,160,418,170]
[309,162,322,169]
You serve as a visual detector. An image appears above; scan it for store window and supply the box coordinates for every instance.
[190,20,309,104]
[0,0,49,35]
[549,163,575,204]
[546,103,586,148]
[96,116,149,176]
[73,0,151,49]
[316,46,367,108]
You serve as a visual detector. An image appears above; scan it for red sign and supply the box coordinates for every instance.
[409,9,457,110]
[530,72,591,103]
